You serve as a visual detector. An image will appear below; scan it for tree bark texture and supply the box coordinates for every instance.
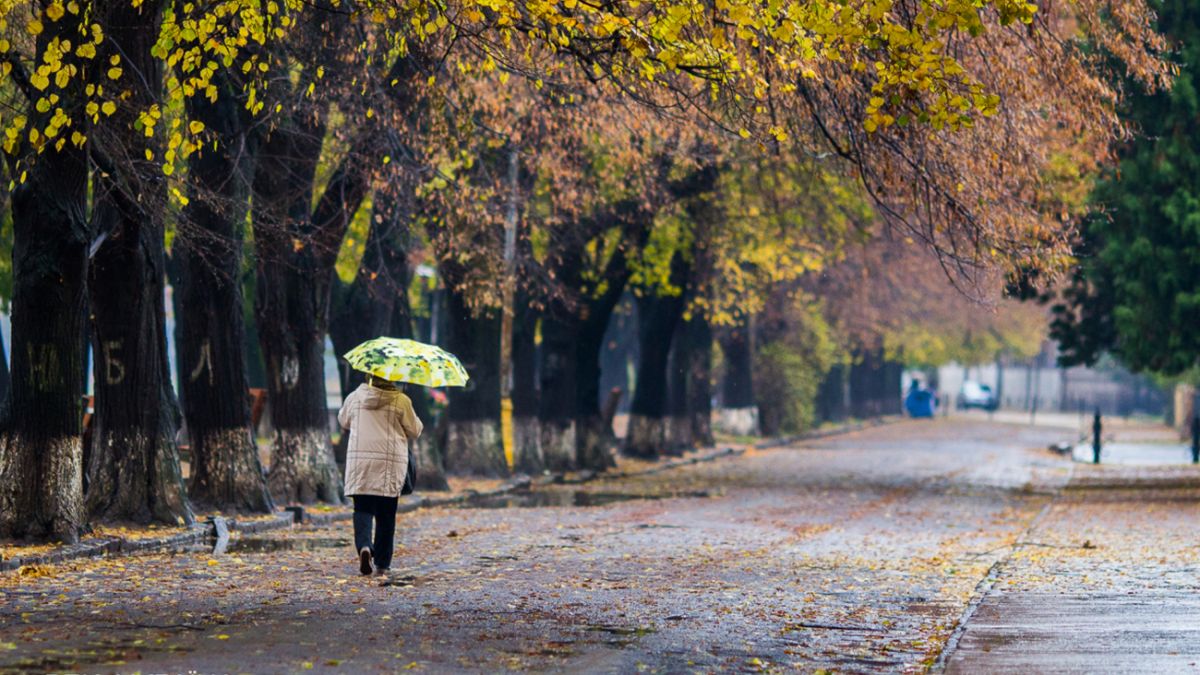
[250,46,427,502]
[539,288,581,472]
[0,67,89,540]
[442,288,508,476]
[624,253,690,459]
[574,205,654,470]
[815,363,850,424]
[175,77,272,514]
[664,323,692,455]
[719,319,756,408]
[251,122,342,504]
[511,293,543,473]
[849,349,902,418]
[86,0,193,526]
[685,315,714,447]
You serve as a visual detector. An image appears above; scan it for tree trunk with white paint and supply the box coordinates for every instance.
[86,0,193,526]
[174,74,272,514]
[251,125,342,505]
[685,315,715,447]
[664,321,693,455]
[442,288,508,477]
[625,252,690,459]
[0,85,89,541]
[539,310,580,472]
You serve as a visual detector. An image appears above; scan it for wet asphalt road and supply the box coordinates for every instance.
[3,419,1194,673]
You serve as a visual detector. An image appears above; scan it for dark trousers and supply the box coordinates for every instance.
[352,495,399,569]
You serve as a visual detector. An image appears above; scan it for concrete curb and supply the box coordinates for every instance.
[585,446,745,483]
[1,419,894,572]
[0,476,539,572]
[753,415,902,450]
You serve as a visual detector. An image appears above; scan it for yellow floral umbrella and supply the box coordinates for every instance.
[343,337,469,387]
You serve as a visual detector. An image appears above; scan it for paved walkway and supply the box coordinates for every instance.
[2,419,1197,673]
[945,480,1200,673]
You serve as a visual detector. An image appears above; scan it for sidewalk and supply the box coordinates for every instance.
[0,443,756,573]
[2,416,900,573]
[944,471,1200,674]
[0,475,519,572]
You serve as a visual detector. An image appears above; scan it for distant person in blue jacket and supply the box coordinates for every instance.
[905,380,936,418]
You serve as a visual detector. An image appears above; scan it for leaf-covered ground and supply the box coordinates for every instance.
[4,420,1189,673]
[946,472,1200,673]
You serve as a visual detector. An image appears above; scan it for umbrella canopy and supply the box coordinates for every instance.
[343,337,469,387]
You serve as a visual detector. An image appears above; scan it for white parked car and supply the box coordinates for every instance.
[958,381,998,411]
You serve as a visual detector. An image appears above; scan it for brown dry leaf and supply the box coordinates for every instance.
[16,564,53,578]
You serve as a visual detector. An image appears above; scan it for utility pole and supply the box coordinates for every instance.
[499,147,519,471]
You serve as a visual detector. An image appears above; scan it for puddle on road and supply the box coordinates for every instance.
[460,489,711,509]
[584,624,658,648]
[224,536,351,553]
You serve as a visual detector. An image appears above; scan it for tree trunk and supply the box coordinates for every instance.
[815,363,849,424]
[850,348,886,419]
[86,0,193,526]
[664,321,692,455]
[575,305,621,471]
[685,315,714,447]
[882,360,904,415]
[174,78,272,514]
[671,158,718,451]
[251,125,342,504]
[716,316,758,435]
[539,252,582,472]
[625,254,690,459]
[539,310,579,471]
[246,29,423,504]
[0,110,89,542]
[511,295,543,473]
[88,207,193,524]
[442,288,508,476]
[575,204,655,470]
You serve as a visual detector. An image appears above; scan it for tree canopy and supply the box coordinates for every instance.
[1049,0,1200,376]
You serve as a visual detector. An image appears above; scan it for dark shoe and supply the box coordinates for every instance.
[359,547,373,576]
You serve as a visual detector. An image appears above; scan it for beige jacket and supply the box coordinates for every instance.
[338,384,424,497]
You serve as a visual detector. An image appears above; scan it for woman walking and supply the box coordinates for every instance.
[337,375,423,576]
